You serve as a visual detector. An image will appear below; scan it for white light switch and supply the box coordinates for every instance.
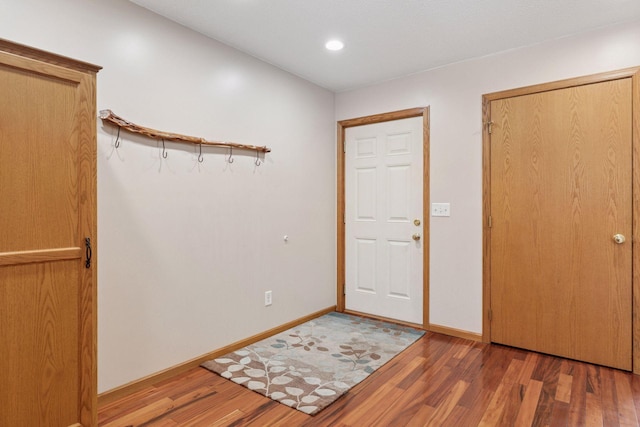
[432,203,451,217]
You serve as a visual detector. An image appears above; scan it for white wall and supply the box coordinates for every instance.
[2,0,336,392]
[336,20,640,335]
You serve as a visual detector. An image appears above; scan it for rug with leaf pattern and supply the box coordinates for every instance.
[201,312,425,415]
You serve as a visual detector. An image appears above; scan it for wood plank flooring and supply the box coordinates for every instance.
[98,332,640,426]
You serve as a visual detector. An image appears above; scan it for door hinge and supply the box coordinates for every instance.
[343,283,346,296]
[343,213,346,224]
[343,140,346,153]
[488,309,493,322]
[488,216,492,228]
[485,121,493,134]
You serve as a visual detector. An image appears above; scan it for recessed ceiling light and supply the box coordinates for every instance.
[325,40,344,51]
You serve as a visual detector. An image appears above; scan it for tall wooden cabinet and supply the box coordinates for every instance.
[0,40,100,426]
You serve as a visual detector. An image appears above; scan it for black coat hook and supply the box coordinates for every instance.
[114,127,121,149]
[198,143,204,163]
[255,151,262,166]
[162,139,168,159]
[227,147,234,163]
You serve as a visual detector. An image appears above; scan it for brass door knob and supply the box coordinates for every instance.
[613,234,626,244]
[412,233,421,241]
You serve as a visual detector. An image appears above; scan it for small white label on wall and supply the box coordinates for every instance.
[432,203,451,217]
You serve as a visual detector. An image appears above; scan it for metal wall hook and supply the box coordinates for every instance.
[198,143,204,163]
[227,147,234,163]
[114,127,121,149]
[255,151,262,166]
[162,139,168,159]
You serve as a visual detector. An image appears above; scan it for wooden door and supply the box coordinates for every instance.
[488,77,632,370]
[0,41,99,426]
[345,117,424,324]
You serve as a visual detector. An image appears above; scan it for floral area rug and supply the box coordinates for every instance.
[201,312,425,415]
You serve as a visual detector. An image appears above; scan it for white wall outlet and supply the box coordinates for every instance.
[432,202,451,217]
[265,290,272,306]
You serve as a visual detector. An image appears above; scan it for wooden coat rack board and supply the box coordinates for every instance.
[99,109,271,153]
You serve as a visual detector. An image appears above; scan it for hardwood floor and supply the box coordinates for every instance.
[98,332,640,426]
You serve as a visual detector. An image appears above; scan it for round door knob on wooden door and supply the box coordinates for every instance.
[613,234,626,244]
[412,233,421,241]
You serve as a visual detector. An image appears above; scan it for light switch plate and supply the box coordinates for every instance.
[432,203,451,217]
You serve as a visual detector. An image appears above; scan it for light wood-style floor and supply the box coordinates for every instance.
[98,332,640,426]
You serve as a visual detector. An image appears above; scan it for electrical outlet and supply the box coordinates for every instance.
[432,202,451,217]
[265,290,272,306]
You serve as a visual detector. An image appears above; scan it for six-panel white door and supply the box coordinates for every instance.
[345,116,424,324]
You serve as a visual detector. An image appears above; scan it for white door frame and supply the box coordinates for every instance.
[337,107,430,329]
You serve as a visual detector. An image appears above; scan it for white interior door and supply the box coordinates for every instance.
[345,116,424,324]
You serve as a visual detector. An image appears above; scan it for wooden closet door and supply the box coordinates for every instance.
[489,78,632,370]
[0,44,99,427]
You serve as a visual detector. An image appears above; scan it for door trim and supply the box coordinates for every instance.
[337,107,430,329]
[482,67,640,373]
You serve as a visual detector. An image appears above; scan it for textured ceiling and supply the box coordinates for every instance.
[129,0,640,92]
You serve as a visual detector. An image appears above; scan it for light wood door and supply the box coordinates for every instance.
[0,42,99,426]
[489,78,632,370]
[345,117,424,324]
